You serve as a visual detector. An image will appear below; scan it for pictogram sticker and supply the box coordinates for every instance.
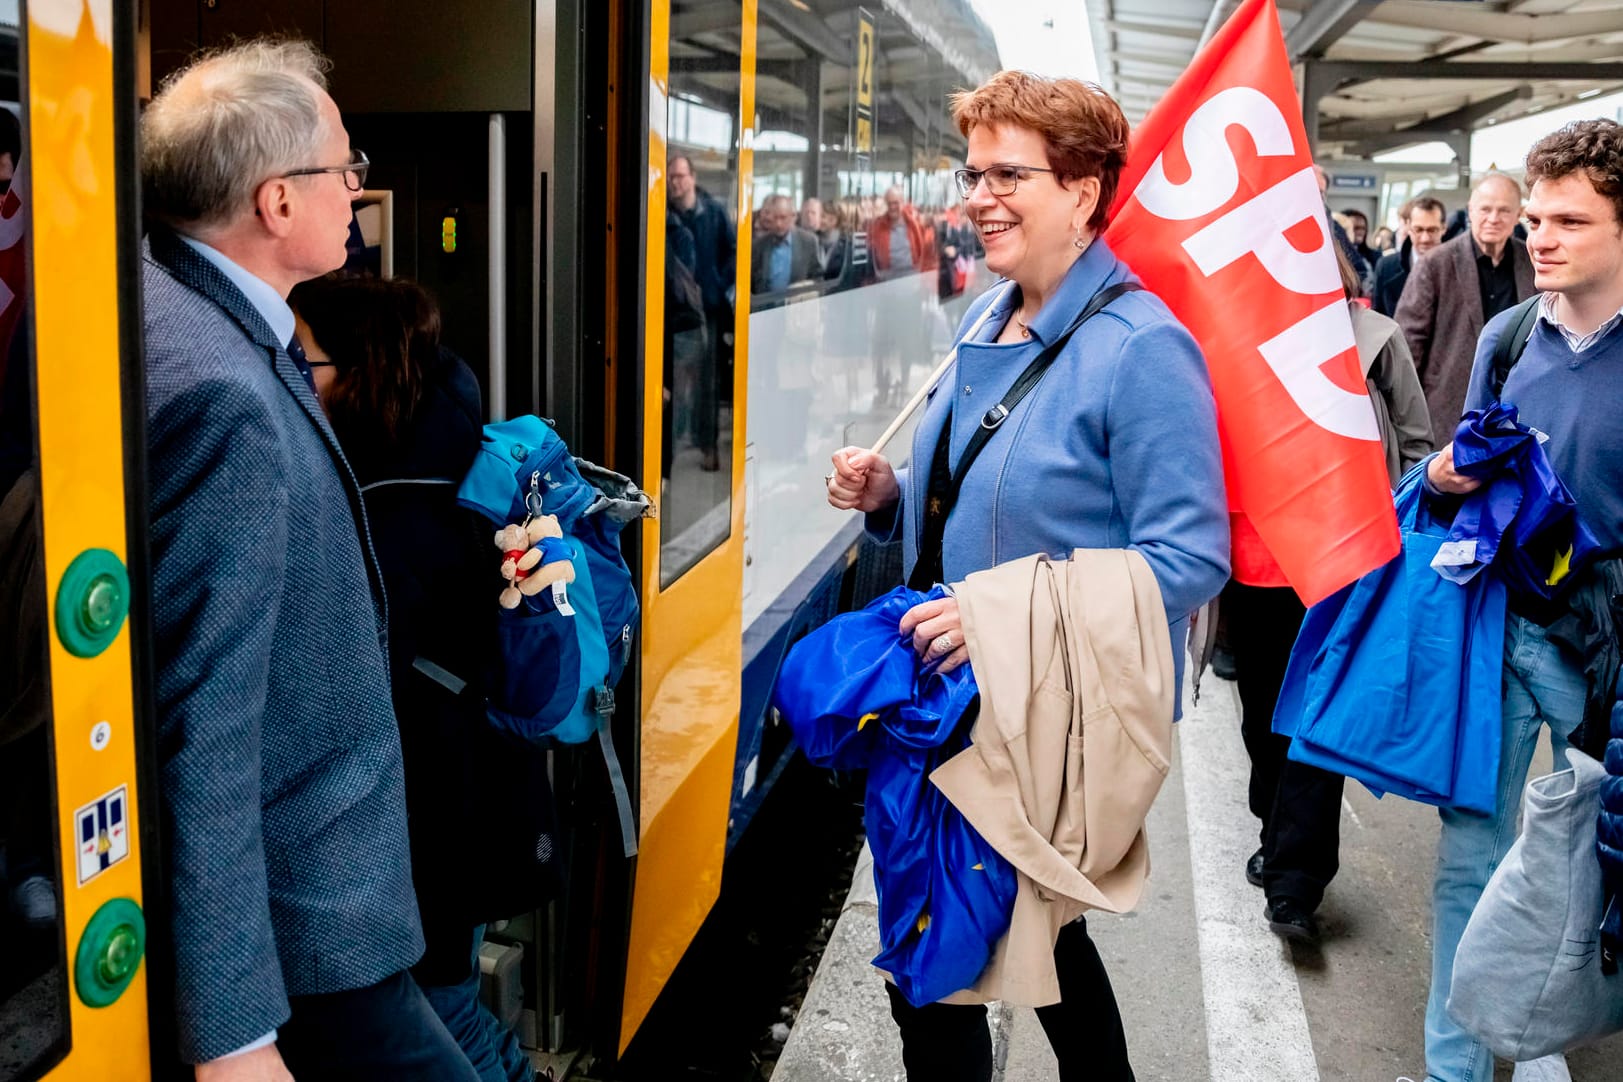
[75,785,130,886]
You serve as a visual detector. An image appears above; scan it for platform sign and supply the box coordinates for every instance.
[1329,172,1379,191]
[853,9,875,167]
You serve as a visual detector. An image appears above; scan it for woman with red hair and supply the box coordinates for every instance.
[827,71,1229,1081]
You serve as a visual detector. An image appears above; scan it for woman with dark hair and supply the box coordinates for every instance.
[290,274,557,1082]
[826,71,1229,1081]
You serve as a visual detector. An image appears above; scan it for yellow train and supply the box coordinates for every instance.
[0,0,994,1077]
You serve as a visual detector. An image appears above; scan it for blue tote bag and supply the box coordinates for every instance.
[1275,466,1504,813]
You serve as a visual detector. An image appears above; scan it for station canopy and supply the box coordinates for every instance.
[1084,0,1623,161]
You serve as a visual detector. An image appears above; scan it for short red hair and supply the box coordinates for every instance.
[951,70,1130,232]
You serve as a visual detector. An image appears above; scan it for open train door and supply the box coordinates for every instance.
[0,0,165,1078]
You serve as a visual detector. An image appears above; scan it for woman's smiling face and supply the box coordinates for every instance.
[963,123,1097,288]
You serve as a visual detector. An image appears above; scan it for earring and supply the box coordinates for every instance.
[1072,229,1089,251]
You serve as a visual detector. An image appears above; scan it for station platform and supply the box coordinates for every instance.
[773,672,1621,1082]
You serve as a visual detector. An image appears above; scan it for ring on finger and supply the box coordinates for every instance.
[932,633,953,655]
[824,471,836,485]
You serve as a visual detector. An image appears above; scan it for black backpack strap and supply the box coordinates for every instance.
[1490,295,1542,400]
[908,280,1142,590]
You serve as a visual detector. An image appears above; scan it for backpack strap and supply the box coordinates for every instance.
[594,701,639,859]
[908,280,1142,591]
[1490,295,1542,401]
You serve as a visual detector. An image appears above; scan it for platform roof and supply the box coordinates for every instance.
[1085,0,1623,161]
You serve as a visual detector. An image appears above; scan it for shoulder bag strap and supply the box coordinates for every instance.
[1490,295,1542,401]
[909,280,1142,589]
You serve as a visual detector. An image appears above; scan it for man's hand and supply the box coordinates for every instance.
[195,1045,294,1082]
[1426,443,1484,496]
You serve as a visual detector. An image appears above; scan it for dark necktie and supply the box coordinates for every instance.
[285,334,317,394]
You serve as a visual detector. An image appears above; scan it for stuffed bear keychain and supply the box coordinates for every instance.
[495,512,575,609]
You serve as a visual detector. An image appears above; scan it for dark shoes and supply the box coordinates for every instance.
[1210,644,1237,681]
[699,449,721,472]
[1245,848,1266,888]
[1265,898,1319,944]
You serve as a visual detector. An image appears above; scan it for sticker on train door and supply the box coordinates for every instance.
[75,785,130,885]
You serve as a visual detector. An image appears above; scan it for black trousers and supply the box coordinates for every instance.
[884,918,1134,1082]
[1224,581,1346,911]
[278,969,482,1082]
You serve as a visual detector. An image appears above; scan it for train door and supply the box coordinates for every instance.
[616,0,755,1053]
[1,1,159,1080]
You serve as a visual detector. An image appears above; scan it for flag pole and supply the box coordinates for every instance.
[868,280,1012,455]
[869,352,953,456]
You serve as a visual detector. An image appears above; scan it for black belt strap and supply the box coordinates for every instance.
[908,280,1142,590]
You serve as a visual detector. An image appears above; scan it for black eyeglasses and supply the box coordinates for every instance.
[282,149,370,193]
[953,163,1054,199]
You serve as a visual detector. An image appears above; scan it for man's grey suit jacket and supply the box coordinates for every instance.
[142,229,423,1064]
[1394,231,1536,445]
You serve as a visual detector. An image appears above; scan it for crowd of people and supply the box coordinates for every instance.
[830,67,1623,1082]
[5,25,1616,1082]
[668,167,981,305]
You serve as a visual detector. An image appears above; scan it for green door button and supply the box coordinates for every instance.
[76,897,145,1008]
[56,549,130,658]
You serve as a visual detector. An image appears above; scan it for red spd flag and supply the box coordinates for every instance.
[1107,0,1399,606]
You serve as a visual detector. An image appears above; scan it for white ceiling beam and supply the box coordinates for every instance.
[1363,2,1623,45]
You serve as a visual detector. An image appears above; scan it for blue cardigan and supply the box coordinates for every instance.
[868,239,1230,702]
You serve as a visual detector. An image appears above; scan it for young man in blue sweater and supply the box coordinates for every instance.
[1420,119,1623,1082]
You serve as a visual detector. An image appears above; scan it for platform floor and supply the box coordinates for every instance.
[774,674,1623,1082]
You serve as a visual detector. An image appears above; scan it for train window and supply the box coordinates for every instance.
[738,4,996,628]
[0,79,72,1078]
[660,0,744,587]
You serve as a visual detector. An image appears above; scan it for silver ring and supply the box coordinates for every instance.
[933,633,954,655]
[824,471,836,485]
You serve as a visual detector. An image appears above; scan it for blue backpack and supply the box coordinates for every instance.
[458,416,650,857]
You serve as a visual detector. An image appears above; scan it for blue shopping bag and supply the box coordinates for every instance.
[1275,465,1504,813]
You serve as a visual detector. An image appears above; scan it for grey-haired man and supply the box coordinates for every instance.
[140,40,478,1082]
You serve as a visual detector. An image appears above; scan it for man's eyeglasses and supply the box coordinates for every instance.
[953,163,1054,199]
[283,149,370,193]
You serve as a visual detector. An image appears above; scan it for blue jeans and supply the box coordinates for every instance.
[420,925,536,1082]
[1425,616,1581,1082]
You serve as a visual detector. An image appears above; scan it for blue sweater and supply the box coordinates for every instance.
[1464,307,1623,551]
[867,240,1230,705]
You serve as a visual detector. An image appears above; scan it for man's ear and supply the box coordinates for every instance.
[254,177,296,238]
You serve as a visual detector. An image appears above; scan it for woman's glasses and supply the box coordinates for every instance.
[953,163,1054,199]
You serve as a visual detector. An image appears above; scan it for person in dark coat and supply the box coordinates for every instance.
[292,274,560,1082]
[1395,174,1536,447]
[1371,196,1445,317]
[751,193,823,294]
[667,155,736,421]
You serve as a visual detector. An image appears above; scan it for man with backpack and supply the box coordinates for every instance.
[1418,118,1623,1082]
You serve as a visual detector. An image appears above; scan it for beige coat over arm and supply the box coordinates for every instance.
[929,548,1174,1007]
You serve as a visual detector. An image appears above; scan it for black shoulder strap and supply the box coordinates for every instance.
[1490,295,1542,400]
[908,280,1142,590]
